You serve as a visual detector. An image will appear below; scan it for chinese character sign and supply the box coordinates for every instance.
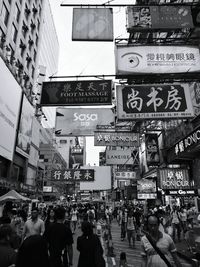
[127,6,193,30]
[115,45,200,75]
[51,169,94,181]
[116,84,194,120]
[158,168,190,189]
[41,80,112,106]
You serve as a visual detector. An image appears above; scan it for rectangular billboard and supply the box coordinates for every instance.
[106,149,134,165]
[116,84,194,120]
[16,95,34,158]
[0,57,22,161]
[127,6,193,30]
[55,108,115,136]
[80,166,111,190]
[115,45,200,75]
[94,131,139,147]
[41,80,112,106]
[51,169,94,181]
[158,168,191,190]
[72,8,113,41]
[137,178,157,199]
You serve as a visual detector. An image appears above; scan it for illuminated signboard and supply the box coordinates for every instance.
[94,131,139,147]
[115,45,200,75]
[158,168,191,190]
[41,80,112,106]
[116,84,194,120]
[137,178,157,199]
[115,171,137,180]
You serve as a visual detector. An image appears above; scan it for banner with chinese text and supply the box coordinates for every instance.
[158,168,191,190]
[116,84,194,120]
[41,80,112,106]
[137,178,157,199]
[127,6,193,30]
[94,131,139,147]
[115,45,200,75]
[51,169,94,181]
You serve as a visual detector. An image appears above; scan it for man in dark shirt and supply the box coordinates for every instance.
[0,224,17,267]
[44,207,73,267]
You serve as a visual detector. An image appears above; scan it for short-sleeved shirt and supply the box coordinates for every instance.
[24,218,45,238]
[45,222,73,257]
[141,232,176,267]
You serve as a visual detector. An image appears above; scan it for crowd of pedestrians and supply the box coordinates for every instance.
[0,199,199,267]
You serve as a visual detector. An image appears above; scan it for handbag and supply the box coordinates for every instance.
[145,232,172,267]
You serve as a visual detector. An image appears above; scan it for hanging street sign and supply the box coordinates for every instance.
[116,84,194,120]
[51,169,94,182]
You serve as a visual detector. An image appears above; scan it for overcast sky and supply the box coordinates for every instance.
[48,0,133,165]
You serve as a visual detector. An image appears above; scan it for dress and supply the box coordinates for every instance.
[141,232,176,267]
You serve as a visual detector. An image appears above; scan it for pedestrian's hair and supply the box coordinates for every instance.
[120,252,127,261]
[143,214,160,231]
[55,207,66,220]
[31,207,39,212]
[81,221,93,237]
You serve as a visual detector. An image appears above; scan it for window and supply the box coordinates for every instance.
[24,4,31,20]
[33,49,36,61]
[28,36,33,51]
[15,3,20,22]
[0,27,6,49]
[19,40,26,57]
[22,21,28,38]
[26,54,31,69]
[37,19,40,31]
[1,3,9,26]
[35,33,38,46]
[30,20,36,34]
[31,65,35,78]
[12,23,18,43]
[32,5,38,17]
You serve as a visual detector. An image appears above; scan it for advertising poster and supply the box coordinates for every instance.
[115,45,200,75]
[55,108,115,136]
[72,8,113,41]
[16,95,34,158]
[145,134,160,165]
[69,146,84,169]
[0,57,22,161]
[116,84,194,120]
[127,6,193,30]
[41,80,112,106]
[137,178,157,199]
[158,168,191,190]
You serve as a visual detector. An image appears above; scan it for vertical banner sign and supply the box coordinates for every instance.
[145,134,160,166]
[16,95,34,158]
[72,8,113,41]
[137,178,157,199]
[116,84,194,120]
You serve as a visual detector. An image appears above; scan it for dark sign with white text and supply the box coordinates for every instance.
[41,80,112,106]
[51,169,94,181]
[117,84,194,120]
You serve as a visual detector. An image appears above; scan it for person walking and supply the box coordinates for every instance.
[0,224,17,267]
[16,235,50,267]
[70,206,78,234]
[126,209,136,248]
[141,215,181,267]
[77,221,105,267]
[44,207,73,267]
[120,207,127,241]
[171,206,181,242]
[22,207,45,241]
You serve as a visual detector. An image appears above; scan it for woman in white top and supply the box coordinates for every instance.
[71,206,78,234]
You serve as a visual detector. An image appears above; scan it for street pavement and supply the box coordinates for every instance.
[109,220,194,267]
